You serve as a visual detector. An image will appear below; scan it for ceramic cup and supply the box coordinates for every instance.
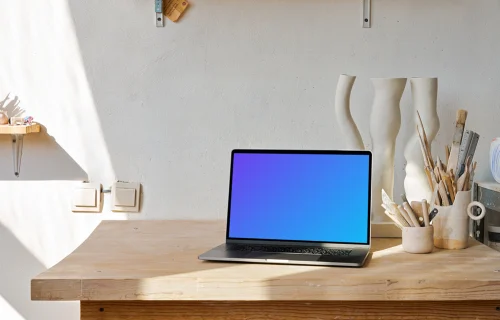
[402,226,434,254]
[432,190,485,249]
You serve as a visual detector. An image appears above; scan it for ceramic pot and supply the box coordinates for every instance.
[402,226,434,254]
[369,78,407,222]
[490,138,500,183]
[403,78,439,203]
[432,190,485,249]
[334,74,364,150]
[0,110,8,125]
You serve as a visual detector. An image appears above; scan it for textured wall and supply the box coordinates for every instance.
[1,0,500,319]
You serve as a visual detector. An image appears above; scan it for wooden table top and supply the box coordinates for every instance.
[32,220,500,301]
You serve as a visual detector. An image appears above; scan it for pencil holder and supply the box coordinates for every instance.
[402,226,434,254]
[432,190,485,249]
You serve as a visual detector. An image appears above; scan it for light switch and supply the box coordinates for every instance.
[73,189,96,207]
[72,182,102,213]
[114,188,136,207]
[111,181,141,212]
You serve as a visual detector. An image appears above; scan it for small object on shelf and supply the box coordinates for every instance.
[0,110,8,125]
[10,116,24,125]
[24,116,33,124]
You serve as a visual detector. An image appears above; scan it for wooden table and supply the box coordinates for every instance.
[32,221,500,319]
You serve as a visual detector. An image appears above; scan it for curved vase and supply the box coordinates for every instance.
[334,74,364,150]
[491,138,500,183]
[404,78,439,203]
[369,78,407,222]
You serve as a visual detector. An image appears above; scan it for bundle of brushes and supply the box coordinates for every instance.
[417,109,478,207]
[381,109,479,229]
[381,189,431,228]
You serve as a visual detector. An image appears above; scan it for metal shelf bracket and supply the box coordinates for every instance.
[363,0,371,28]
[155,0,164,27]
[11,134,24,177]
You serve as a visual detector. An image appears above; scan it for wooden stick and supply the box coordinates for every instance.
[417,111,433,168]
[417,125,431,168]
[447,109,468,174]
[429,167,439,187]
[430,181,440,206]
[450,170,457,196]
[417,125,433,170]
[422,199,430,227]
[445,145,450,163]
[381,205,405,229]
[434,166,441,183]
[383,211,404,230]
[442,172,455,203]
[403,202,421,227]
[398,205,414,227]
[438,181,450,206]
[437,156,445,173]
[425,166,434,190]
[456,165,469,192]
[410,201,425,226]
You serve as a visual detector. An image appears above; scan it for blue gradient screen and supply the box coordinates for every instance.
[228,152,370,244]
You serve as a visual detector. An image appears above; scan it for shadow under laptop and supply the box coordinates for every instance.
[262,238,405,300]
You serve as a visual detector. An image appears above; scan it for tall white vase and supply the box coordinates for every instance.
[369,78,407,222]
[334,74,364,150]
[403,78,439,203]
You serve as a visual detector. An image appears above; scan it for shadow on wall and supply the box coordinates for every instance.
[0,94,25,118]
[0,222,79,320]
[0,125,88,181]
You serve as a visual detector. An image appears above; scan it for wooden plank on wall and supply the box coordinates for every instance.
[82,300,500,320]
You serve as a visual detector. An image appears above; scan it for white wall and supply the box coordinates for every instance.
[1,0,499,318]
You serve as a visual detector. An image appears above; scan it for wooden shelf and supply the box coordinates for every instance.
[0,123,41,135]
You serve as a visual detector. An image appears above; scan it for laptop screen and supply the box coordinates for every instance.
[226,150,371,245]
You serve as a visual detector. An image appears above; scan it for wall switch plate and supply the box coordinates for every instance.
[111,181,141,212]
[72,182,102,213]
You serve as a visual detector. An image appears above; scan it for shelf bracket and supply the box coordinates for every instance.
[11,134,24,177]
[155,0,164,27]
[363,0,371,28]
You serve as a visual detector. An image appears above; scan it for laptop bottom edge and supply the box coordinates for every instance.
[198,244,369,268]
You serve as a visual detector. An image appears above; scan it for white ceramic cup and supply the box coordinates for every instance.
[433,190,485,250]
[402,226,434,254]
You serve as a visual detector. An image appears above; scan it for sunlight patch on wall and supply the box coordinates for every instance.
[0,0,115,183]
[0,296,24,320]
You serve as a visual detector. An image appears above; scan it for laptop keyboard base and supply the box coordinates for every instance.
[228,244,352,256]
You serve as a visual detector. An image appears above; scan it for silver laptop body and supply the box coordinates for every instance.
[199,149,372,268]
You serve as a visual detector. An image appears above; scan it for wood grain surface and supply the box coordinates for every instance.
[81,300,500,320]
[32,220,500,301]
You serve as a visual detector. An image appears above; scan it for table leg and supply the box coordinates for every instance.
[81,300,500,319]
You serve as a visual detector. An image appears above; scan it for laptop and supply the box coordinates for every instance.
[199,149,372,267]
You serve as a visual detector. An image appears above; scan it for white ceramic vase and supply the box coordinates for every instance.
[369,78,407,222]
[490,138,500,183]
[432,190,485,249]
[334,74,364,150]
[403,78,439,203]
